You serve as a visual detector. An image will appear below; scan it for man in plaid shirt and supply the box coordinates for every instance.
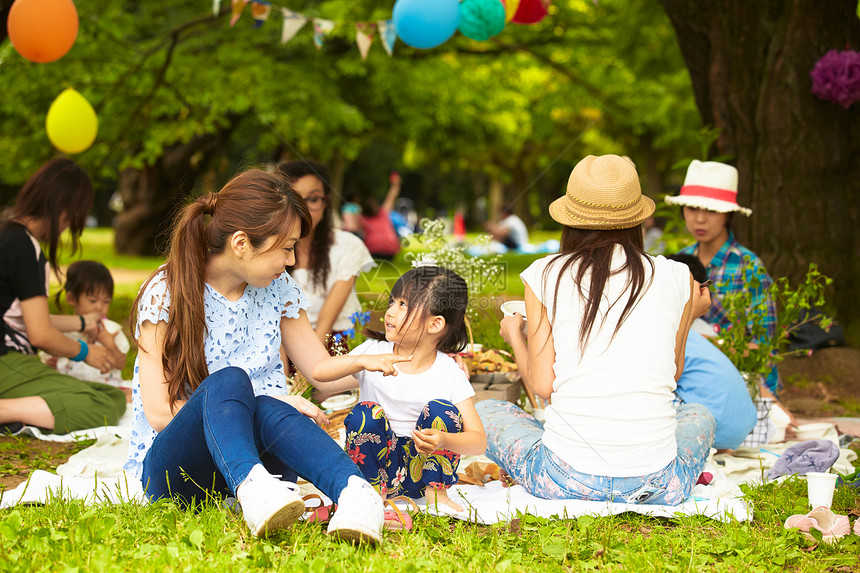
[667,161,779,393]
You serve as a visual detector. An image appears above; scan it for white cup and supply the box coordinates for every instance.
[806,471,838,509]
[501,300,527,320]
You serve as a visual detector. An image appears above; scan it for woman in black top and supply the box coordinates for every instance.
[0,159,126,433]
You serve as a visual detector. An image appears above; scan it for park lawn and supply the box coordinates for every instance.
[1,474,859,571]
[6,228,860,570]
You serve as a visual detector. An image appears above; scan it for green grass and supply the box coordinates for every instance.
[6,228,860,570]
[0,476,858,571]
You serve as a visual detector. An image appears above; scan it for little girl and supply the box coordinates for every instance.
[313,266,486,515]
[43,261,128,387]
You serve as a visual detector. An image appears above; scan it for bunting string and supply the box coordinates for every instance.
[224,0,396,58]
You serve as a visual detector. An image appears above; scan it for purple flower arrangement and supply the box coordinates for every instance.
[810,49,860,109]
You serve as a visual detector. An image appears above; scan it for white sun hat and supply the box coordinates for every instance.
[665,160,752,216]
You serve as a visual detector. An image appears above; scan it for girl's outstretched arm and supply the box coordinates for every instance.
[412,397,487,456]
[312,351,413,382]
[280,309,359,393]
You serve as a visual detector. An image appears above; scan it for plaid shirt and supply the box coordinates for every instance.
[679,232,776,336]
[679,233,780,392]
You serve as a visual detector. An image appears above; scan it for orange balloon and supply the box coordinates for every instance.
[8,0,79,63]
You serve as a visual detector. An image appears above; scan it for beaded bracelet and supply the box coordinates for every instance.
[71,340,88,362]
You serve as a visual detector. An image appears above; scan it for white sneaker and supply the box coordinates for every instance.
[237,464,305,537]
[326,476,384,544]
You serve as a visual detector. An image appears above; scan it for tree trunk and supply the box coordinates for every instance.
[113,132,226,255]
[659,0,860,324]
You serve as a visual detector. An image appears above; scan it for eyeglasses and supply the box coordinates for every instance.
[698,279,713,290]
[303,195,327,211]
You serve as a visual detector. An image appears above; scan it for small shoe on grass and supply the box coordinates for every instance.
[784,506,850,543]
[237,464,305,538]
[326,476,383,544]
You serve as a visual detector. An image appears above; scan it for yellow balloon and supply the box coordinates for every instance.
[504,0,521,22]
[46,88,98,154]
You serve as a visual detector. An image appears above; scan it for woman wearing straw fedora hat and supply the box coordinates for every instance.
[666,160,779,394]
[476,155,716,505]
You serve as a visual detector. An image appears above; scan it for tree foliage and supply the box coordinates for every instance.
[0,0,701,239]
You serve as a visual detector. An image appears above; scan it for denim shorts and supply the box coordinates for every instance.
[475,399,715,506]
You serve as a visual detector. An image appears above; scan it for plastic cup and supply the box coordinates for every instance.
[806,471,838,509]
[501,300,527,320]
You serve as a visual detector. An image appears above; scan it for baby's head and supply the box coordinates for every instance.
[386,266,468,354]
[62,260,114,316]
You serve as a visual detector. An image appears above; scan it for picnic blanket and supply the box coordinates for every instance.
[3,416,857,525]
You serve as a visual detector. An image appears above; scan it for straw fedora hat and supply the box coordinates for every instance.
[665,160,752,216]
[549,154,654,230]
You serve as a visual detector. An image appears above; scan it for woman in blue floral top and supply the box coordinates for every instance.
[123,169,383,543]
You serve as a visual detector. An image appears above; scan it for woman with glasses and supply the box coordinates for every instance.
[278,161,375,353]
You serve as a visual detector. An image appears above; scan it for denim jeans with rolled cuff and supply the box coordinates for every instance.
[141,366,362,505]
[475,399,715,506]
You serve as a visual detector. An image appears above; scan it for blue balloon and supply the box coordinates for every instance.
[393,0,460,49]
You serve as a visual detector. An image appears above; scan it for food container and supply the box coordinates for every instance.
[793,422,834,441]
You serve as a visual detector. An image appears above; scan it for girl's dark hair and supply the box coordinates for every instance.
[56,260,114,309]
[370,266,468,354]
[3,158,93,275]
[546,225,654,351]
[132,169,311,410]
[278,160,333,291]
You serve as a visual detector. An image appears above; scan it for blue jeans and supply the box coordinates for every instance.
[141,367,362,505]
[344,399,463,499]
[475,400,715,506]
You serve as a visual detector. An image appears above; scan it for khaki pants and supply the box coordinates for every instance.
[0,351,126,433]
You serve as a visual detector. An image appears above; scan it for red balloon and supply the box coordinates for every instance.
[8,0,79,63]
[512,0,549,24]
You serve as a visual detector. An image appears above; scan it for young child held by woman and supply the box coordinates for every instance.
[42,261,129,387]
[313,266,486,516]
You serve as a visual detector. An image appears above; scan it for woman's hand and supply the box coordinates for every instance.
[411,428,445,455]
[499,313,526,346]
[361,353,412,376]
[274,394,330,427]
[83,344,113,374]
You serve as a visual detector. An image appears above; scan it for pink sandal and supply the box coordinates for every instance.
[784,507,850,543]
[302,494,335,523]
[383,497,420,532]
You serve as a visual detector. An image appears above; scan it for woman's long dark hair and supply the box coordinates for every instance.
[278,160,334,291]
[3,158,93,275]
[131,169,311,410]
[546,225,654,351]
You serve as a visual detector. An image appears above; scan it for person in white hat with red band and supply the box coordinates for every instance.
[666,160,779,394]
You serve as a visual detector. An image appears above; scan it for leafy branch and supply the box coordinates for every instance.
[712,261,833,398]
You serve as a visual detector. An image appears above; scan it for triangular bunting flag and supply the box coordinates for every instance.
[250,1,272,28]
[313,18,336,50]
[355,23,375,61]
[213,0,221,18]
[377,19,397,56]
[280,8,308,44]
[230,0,248,27]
